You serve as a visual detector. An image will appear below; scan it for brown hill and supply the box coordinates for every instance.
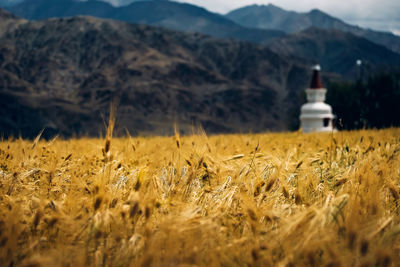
[0,12,309,138]
[0,6,25,34]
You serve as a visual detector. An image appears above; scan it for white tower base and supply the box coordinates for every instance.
[300,102,335,133]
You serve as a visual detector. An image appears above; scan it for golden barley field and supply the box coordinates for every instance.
[1,128,400,267]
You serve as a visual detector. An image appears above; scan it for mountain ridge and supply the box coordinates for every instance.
[226,4,400,54]
[0,6,25,34]
[6,0,400,54]
[6,0,285,44]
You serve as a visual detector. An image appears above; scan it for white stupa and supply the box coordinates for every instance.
[300,65,335,133]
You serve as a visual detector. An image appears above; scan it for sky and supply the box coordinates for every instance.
[176,0,400,35]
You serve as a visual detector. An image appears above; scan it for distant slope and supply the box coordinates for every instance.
[112,0,284,43]
[226,4,400,54]
[7,0,285,43]
[0,0,24,7]
[0,6,25,34]
[267,27,400,76]
[8,0,117,19]
[226,5,355,33]
[0,9,307,137]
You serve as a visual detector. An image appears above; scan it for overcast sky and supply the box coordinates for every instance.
[176,0,400,35]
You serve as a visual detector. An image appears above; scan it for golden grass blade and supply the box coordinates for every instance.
[31,128,45,149]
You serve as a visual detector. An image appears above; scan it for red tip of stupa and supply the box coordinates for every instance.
[310,64,323,89]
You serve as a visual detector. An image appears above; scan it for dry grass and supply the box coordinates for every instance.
[0,128,400,266]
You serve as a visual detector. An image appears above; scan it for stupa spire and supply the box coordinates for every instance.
[310,64,323,89]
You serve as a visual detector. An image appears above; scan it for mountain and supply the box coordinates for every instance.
[0,6,25,34]
[99,0,150,6]
[0,9,309,138]
[0,0,143,7]
[6,0,285,43]
[226,4,400,54]
[8,0,119,19]
[2,8,399,137]
[0,0,24,7]
[267,27,400,77]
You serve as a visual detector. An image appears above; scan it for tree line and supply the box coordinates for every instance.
[327,71,400,130]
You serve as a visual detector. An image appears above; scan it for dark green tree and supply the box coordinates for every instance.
[327,71,400,130]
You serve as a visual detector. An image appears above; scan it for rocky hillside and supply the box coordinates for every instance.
[0,5,24,33]
[227,4,400,54]
[6,0,285,44]
[0,9,309,138]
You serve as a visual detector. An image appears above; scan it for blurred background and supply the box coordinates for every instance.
[0,0,399,138]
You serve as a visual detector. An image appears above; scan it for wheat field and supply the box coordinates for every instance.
[0,128,399,266]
